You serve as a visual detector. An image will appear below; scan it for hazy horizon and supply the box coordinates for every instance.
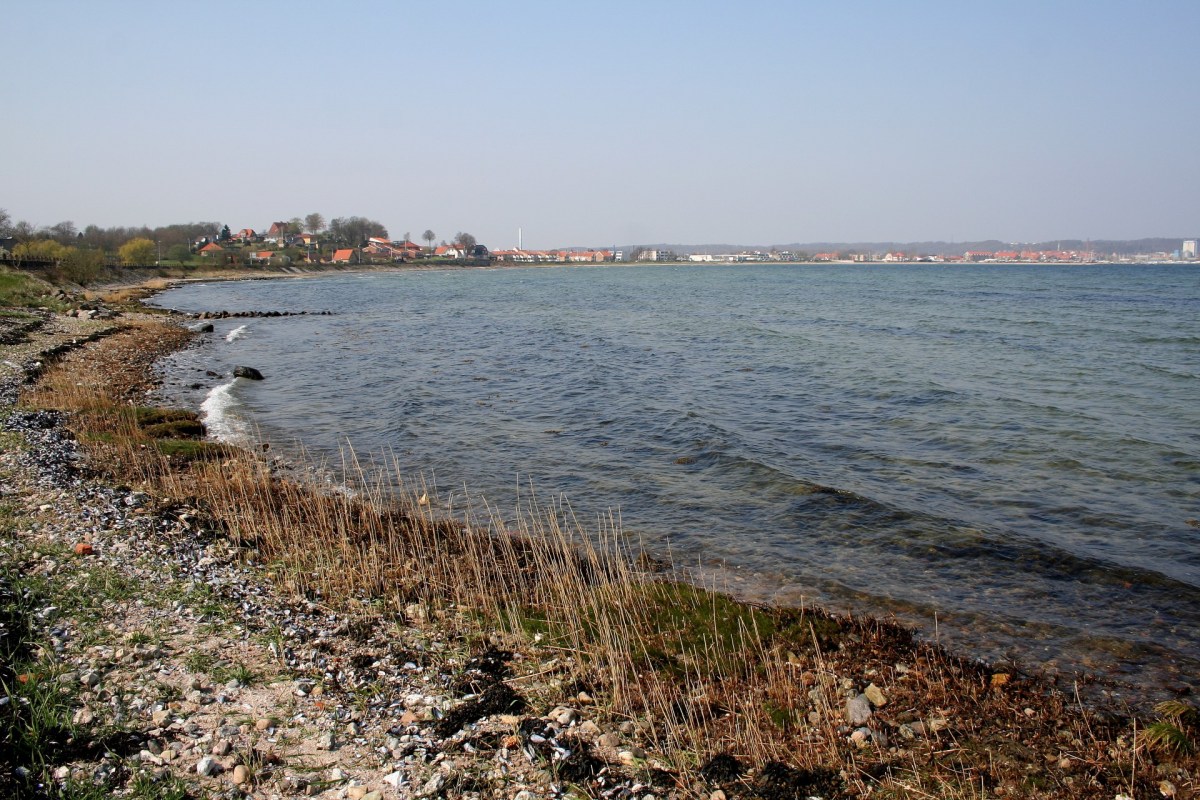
[5,1,1198,250]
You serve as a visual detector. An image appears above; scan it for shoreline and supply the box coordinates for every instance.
[91,256,1200,305]
[2,287,1198,797]
[144,265,1199,704]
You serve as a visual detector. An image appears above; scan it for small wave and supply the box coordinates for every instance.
[1133,335,1200,345]
[225,324,249,343]
[200,380,251,444]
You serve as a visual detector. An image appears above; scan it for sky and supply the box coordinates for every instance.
[3,0,1199,250]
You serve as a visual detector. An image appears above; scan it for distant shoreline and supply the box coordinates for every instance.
[106,256,1198,303]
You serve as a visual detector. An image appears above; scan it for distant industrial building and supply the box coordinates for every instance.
[1183,240,1198,259]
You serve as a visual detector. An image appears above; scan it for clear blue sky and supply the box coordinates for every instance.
[4,0,1198,249]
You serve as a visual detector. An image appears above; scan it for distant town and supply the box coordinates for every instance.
[131,226,1200,268]
[570,239,1200,265]
[0,207,1197,283]
[184,229,1197,267]
[507,243,1200,265]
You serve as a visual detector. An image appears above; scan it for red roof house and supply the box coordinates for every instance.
[266,222,290,239]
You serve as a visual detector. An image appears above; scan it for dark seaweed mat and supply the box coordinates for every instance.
[434,681,526,737]
[555,735,606,783]
[701,752,746,784]
[754,761,846,800]
[451,647,513,696]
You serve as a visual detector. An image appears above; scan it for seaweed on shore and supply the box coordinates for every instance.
[451,647,514,696]
[433,681,526,738]
[753,761,846,800]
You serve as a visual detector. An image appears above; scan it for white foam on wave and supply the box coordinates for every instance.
[200,380,251,444]
[225,324,248,343]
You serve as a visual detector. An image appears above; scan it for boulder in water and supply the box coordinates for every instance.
[233,366,264,381]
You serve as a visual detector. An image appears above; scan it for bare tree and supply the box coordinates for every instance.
[305,213,325,234]
[453,232,477,253]
[328,216,387,245]
[47,221,78,243]
[422,229,436,252]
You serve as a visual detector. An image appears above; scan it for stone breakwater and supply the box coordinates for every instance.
[191,310,336,319]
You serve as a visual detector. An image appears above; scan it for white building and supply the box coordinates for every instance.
[1183,240,1198,259]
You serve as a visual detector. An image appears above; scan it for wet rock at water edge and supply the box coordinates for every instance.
[233,366,264,380]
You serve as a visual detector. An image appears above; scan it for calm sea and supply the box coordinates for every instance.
[150,263,1200,696]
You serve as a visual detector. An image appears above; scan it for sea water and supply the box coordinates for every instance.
[150,263,1200,695]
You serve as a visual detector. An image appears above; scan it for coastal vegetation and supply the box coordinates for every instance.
[0,207,475,284]
[2,293,1195,798]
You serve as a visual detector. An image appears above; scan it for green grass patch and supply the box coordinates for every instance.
[765,606,846,654]
[183,651,215,674]
[54,777,121,800]
[210,661,260,687]
[623,582,777,677]
[496,605,559,641]
[0,671,80,773]
[133,406,206,440]
[763,700,803,732]
[141,419,205,439]
[75,565,140,606]
[127,771,194,800]
[497,581,845,683]
[71,403,218,459]
[0,566,95,798]
[0,267,63,309]
[152,438,234,465]
[1145,700,1198,755]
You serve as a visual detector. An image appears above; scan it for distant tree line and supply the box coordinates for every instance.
[0,209,221,253]
[0,208,211,284]
[0,206,486,286]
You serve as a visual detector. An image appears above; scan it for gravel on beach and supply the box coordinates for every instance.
[0,310,696,800]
